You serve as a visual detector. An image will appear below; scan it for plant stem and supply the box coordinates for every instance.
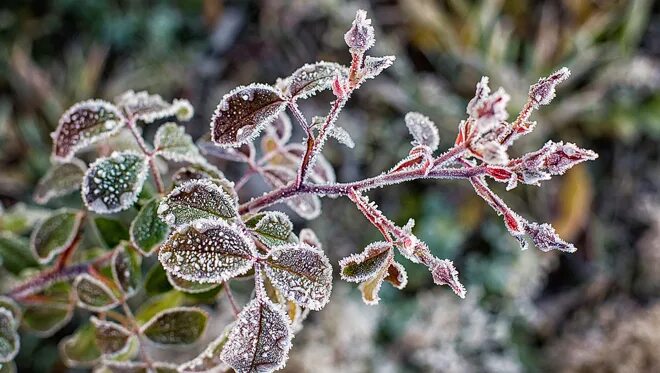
[126,117,165,194]
[224,281,240,318]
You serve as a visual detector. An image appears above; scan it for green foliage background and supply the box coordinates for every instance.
[1,0,659,372]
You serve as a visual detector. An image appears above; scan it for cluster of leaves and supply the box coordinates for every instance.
[0,9,598,373]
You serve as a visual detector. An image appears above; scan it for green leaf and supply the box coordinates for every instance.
[0,232,39,276]
[30,209,84,264]
[73,274,119,312]
[98,360,148,373]
[264,243,333,310]
[0,298,20,325]
[141,307,207,345]
[339,241,392,283]
[144,264,173,296]
[129,198,169,256]
[111,243,142,297]
[21,281,73,337]
[178,322,233,372]
[0,203,49,235]
[115,90,193,124]
[166,272,222,295]
[51,100,125,161]
[245,211,296,248]
[33,158,87,204]
[158,180,237,227]
[221,298,292,372]
[90,317,135,358]
[94,217,130,248]
[283,62,349,100]
[134,291,184,325]
[172,164,239,205]
[58,322,101,367]
[154,122,204,163]
[210,84,286,147]
[82,151,148,214]
[158,219,255,283]
[0,308,19,363]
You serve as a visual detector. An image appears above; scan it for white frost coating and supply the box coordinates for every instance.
[110,244,141,297]
[210,83,286,148]
[264,243,333,310]
[51,99,125,161]
[154,122,205,164]
[363,55,395,80]
[298,228,322,249]
[33,158,87,205]
[221,298,292,373]
[529,67,571,107]
[0,307,19,363]
[339,241,392,283]
[329,126,355,148]
[73,274,120,312]
[430,259,466,299]
[405,112,440,151]
[344,9,375,52]
[29,209,83,265]
[158,179,238,228]
[89,316,134,358]
[114,90,194,123]
[166,271,221,294]
[250,211,294,246]
[524,222,576,253]
[387,260,408,289]
[282,61,349,100]
[158,218,256,283]
[80,150,148,214]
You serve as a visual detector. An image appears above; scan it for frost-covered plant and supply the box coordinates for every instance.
[0,10,598,373]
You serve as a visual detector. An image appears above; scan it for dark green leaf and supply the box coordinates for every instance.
[94,217,130,248]
[0,232,39,276]
[111,243,142,297]
[58,322,101,367]
[130,198,169,256]
[245,211,296,248]
[30,209,83,264]
[73,274,119,311]
[158,180,237,228]
[141,307,207,345]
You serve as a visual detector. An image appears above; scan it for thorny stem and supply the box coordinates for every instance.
[224,281,240,318]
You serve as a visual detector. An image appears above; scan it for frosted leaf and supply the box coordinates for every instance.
[153,122,204,164]
[529,67,570,107]
[199,137,254,163]
[344,9,375,52]
[141,307,208,345]
[102,360,149,373]
[524,222,576,253]
[261,166,321,220]
[429,259,466,298]
[384,260,408,289]
[283,61,349,100]
[211,84,286,147]
[114,90,193,123]
[245,211,296,248]
[221,298,292,373]
[178,322,233,372]
[73,274,120,312]
[81,151,148,214]
[111,243,142,297]
[166,272,222,294]
[172,164,239,206]
[339,241,392,283]
[472,140,509,165]
[264,243,333,310]
[129,198,170,256]
[90,317,134,358]
[21,282,73,337]
[329,126,355,148]
[466,76,491,115]
[158,219,256,283]
[265,112,292,145]
[159,180,238,228]
[51,100,125,161]
[0,298,21,325]
[404,112,440,151]
[33,159,87,204]
[299,228,322,249]
[510,141,598,186]
[0,307,19,363]
[30,209,84,264]
[363,55,395,80]
[470,87,511,134]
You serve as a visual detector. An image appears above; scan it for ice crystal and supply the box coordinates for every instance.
[51,100,125,161]
[509,141,598,186]
[264,243,333,310]
[166,272,221,294]
[524,222,576,253]
[340,241,392,283]
[158,219,256,283]
[158,179,238,228]
[33,158,86,205]
[114,90,193,123]
[298,228,322,249]
[405,112,440,151]
[211,83,286,147]
[283,61,349,100]
[81,151,148,214]
[329,126,355,148]
[221,298,292,373]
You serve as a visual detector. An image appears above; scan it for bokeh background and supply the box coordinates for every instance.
[1,0,659,372]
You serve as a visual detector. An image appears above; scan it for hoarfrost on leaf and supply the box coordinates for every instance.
[363,55,395,80]
[245,211,296,248]
[524,222,576,253]
[154,122,205,164]
[81,151,148,214]
[141,307,208,345]
[90,317,134,358]
[166,272,222,294]
[158,179,238,228]
[298,228,322,249]
[263,243,333,310]
[51,100,125,161]
[329,126,355,148]
[73,274,120,312]
[33,159,87,204]
[430,259,466,299]
[158,219,256,283]
[528,67,570,107]
[211,84,286,147]
[221,298,292,373]
[339,241,392,283]
[283,61,349,100]
[30,209,83,264]
[0,307,19,363]
[111,243,142,297]
[344,9,375,52]
[114,90,193,123]
[404,112,440,151]
[261,166,322,220]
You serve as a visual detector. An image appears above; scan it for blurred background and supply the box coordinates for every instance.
[0,0,659,372]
